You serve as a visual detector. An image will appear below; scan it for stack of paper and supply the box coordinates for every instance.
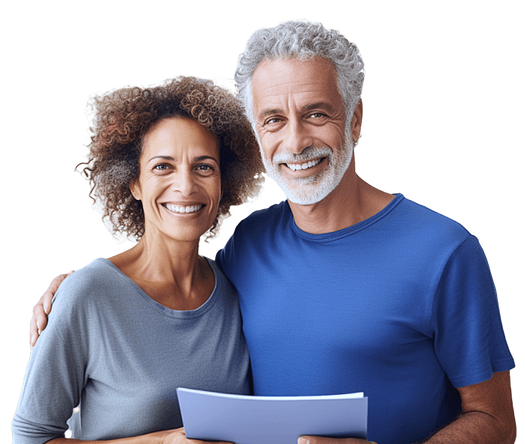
[177,388,368,444]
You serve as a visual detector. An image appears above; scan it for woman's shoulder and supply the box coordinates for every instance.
[42,259,123,330]
[54,258,124,305]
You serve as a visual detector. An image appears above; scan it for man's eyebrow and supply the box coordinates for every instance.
[258,108,283,119]
[302,102,336,113]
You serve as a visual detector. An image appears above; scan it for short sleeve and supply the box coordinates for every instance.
[215,225,240,279]
[431,235,515,388]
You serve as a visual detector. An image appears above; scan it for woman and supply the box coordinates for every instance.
[13,77,264,443]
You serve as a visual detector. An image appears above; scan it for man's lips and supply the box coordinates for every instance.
[280,157,326,172]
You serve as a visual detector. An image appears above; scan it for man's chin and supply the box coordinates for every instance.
[280,181,334,206]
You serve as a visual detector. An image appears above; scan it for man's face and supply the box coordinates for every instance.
[251,57,353,205]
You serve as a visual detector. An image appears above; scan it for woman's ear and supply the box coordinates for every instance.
[129,180,141,201]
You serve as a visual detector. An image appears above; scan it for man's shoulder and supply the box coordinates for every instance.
[398,196,471,238]
[216,201,288,270]
[233,200,289,235]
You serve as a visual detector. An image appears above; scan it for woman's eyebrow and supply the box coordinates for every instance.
[148,155,219,163]
[148,155,174,162]
[194,155,219,163]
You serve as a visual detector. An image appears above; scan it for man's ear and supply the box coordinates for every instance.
[351,99,363,144]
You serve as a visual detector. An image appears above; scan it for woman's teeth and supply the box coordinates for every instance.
[286,158,322,171]
[165,204,203,214]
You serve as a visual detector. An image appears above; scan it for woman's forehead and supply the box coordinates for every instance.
[142,117,220,160]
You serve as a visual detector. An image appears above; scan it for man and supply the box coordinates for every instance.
[31,21,515,444]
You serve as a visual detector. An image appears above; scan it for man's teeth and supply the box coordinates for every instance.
[165,204,203,214]
[286,158,322,171]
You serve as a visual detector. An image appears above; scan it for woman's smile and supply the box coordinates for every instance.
[162,203,205,214]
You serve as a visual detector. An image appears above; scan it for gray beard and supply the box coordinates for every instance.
[261,140,354,205]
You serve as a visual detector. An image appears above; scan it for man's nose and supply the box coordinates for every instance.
[172,169,198,196]
[281,118,314,154]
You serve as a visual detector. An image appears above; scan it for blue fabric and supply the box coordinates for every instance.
[216,194,514,444]
[13,258,250,443]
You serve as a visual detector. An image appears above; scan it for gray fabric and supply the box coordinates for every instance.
[13,258,250,443]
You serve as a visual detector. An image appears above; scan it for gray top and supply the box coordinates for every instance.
[13,258,250,443]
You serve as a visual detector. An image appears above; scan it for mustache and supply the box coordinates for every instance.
[272,147,333,164]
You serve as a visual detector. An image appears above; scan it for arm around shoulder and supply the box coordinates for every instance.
[30,271,74,347]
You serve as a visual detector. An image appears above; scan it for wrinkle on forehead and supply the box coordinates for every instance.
[251,58,343,120]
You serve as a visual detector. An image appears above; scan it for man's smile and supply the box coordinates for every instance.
[284,157,325,171]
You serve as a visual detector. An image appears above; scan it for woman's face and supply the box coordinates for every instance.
[130,117,221,244]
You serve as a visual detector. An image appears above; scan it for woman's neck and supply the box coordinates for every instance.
[109,232,214,310]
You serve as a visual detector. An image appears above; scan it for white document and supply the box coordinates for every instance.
[177,388,368,444]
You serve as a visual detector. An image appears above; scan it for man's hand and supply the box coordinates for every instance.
[30,272,74,348]
[298,437,376,444]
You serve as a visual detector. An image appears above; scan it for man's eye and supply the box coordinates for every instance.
[264,117,282,125]
[308,112,326,119]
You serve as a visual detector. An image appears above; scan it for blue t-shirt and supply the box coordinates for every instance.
[216,194,514,444]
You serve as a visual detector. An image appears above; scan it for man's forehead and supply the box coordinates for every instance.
[252,57,337,88]
[251,57,342,113]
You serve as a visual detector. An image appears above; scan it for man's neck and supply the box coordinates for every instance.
[288,170,394,235]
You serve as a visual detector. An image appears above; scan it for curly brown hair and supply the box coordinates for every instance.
[80,76,264,240]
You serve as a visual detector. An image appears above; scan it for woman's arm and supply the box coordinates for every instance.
[48,433,162,444]
[48,428,231,444]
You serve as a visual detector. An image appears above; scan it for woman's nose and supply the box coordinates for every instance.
[171,169,198,196]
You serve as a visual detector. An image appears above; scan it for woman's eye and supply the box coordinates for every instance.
[196,164,214,173]
[153,164,170,171]
[151,164,216,174]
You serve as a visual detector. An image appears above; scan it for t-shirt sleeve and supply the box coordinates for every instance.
[215,246,227,275]
[215,227,239,279]
[431,235,515,389]
[12,276,89,444]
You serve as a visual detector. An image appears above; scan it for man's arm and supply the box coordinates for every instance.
[420,371,516,443]
[30,272,72,347]
[299,371,515,444]
[298,439,375,444]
